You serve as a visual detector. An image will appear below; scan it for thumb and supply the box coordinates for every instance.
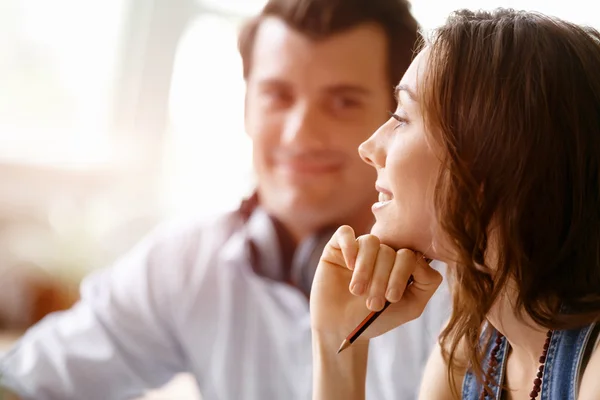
[403,256,443,309]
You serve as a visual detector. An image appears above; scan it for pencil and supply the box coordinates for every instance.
[337,258,431,354]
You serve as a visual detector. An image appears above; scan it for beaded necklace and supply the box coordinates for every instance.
[480,330,553,400]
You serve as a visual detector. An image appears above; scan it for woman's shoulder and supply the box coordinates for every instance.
[418,334,469,400]
[577,323,600,399]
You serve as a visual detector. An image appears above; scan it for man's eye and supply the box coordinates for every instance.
[332,96,362,110]
[260,89,293,108]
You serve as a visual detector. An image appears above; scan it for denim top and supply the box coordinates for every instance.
[462,323,600,399]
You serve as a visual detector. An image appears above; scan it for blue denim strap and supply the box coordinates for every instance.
[541,323,598,399]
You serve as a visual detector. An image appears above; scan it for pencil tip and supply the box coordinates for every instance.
[337,339,350,354]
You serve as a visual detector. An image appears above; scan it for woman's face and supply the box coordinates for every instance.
[358,50,445,258]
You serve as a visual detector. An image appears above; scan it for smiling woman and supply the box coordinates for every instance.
[311,7,600,400]
[358,59,440,255]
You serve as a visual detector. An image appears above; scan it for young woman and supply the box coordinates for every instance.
[310,8,600,400]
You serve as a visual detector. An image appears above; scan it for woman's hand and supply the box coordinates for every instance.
[310,225,443,343]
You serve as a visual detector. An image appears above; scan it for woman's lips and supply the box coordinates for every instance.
[373,183,393,211]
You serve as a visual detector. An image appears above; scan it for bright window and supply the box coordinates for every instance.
[0,0,127,166]
[164,9,260,217]
[198,0,267,15]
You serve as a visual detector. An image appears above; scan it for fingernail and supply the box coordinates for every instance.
[386,288,400,302]
[368,296,384,311]
[351,282,365,295]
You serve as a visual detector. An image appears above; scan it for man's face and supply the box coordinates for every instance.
[245,17,391,240]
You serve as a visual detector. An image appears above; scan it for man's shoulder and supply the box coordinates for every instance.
[101,209,248,293]
[121,208,247,273]
[151,209,245,247]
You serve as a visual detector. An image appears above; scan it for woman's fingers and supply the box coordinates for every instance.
[337,226,359,270]
[410,255,443,294]
[326,227,442,319]
[322,225,357,270]
[385,249,419,303]
[349,235,380,296]
[401,256,443,318]
[366,244,396,311]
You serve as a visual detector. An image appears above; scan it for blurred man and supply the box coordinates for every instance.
[0,0,450,399]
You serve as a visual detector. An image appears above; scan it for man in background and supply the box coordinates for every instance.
[0,0,450,399]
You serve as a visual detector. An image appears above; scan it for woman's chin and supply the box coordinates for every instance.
[369,223,434,255]
[369,225,404,251]
[368,220,387,238]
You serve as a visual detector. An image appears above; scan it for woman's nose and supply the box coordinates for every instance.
[358,127,386,169]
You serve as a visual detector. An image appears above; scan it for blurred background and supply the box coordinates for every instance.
[0,0,596,397]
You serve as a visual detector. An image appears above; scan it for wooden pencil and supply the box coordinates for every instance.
[337,257,432,354]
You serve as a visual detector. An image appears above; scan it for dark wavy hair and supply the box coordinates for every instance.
[418,8,600,396]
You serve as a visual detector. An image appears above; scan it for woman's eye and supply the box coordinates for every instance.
[388,111,409,129]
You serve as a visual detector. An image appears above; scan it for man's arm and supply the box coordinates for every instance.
[0,224,192,400]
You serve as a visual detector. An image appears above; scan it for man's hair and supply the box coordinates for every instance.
[238,0,420,105]
[418,8,600,396]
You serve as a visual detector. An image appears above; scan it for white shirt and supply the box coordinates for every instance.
[1,207,451,400]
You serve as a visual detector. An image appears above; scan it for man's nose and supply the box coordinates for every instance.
[281,103,326,149]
